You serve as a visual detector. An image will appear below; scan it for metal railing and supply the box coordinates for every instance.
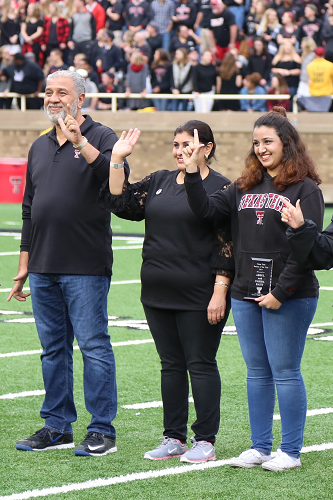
[0,92,291,113]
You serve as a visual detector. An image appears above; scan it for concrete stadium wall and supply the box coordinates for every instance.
[1,110,333,202]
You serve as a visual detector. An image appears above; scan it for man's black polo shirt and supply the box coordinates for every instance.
[21,115,129,276]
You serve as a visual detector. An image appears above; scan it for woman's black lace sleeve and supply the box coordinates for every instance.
[210,184,235,280]
[98,173,154,221]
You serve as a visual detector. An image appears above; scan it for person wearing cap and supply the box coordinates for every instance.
[145,22,163,64]
[149,0,175,51]
[98,30,125,73]
[76,68,99,112]
[208,0,238,61]
[9,69,128,457]
[297,4,324,48]
[298,46,333,111]
[308,46,333,95]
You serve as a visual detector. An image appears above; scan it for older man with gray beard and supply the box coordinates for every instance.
[8,70,128,457]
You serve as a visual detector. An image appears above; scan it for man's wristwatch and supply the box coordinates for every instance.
[73,137,88,150]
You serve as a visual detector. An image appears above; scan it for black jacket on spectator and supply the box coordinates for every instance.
[246,54,272,81]
[151,64,172,92]
[89,39,104,71]
[101,44,125,71]
[147,34,163,64]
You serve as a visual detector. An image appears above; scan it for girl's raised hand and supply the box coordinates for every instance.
[181,128,205,173]
[280,197,305,229]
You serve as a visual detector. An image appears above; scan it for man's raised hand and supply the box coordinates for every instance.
[58,104,82,145]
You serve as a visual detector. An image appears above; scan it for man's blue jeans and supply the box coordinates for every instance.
[231,297,317,458]
[29,273,116,437]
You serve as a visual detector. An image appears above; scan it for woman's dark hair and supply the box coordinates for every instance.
[246,72,262,87]
[174,120,216,160]
[251,37,268,57]
[237,106,321,191]
[220,52,238,80]
[151,48,171,69]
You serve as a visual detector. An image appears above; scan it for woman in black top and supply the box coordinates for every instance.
[192,51,219,112]
[21,4,44,64]
[271,41,301,102]
[0,1,20,48]
[246,38,272,87]
[218,51,242,111]
[99,120,234,464]
[150,48,172,111]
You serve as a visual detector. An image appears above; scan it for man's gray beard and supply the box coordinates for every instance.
[45,101,78,124]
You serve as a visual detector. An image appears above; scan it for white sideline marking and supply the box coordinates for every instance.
[0,232,21,236]
[0,339,154,359]
[0,251,20,256]
[313,336,333,341]
[121,401,333,419]
[273,407,333,420]
[113,246,142,250]
[122,398,194,409]
[320,287,333,291]
[4,318,35,323]
[0,390,45,400]
[311,322,333,327]
[1,443,333,499]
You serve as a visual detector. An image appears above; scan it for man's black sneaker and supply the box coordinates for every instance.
[75,431,117,457]
[16,427,74,451]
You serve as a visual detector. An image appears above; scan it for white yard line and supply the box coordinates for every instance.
[0,442,332,499]
[122,398,194,409]
[0,339,154,359]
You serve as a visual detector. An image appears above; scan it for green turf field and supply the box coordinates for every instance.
[0,204,332,500]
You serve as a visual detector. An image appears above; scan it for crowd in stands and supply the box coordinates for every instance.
[0,0,333,111]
